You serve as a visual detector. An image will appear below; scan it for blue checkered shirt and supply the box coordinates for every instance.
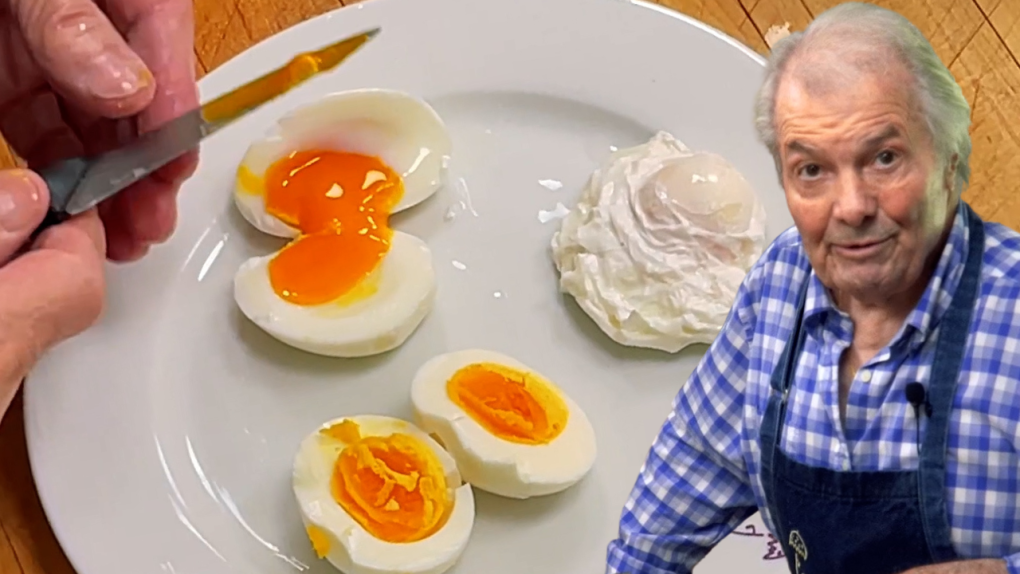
[606,203,1020,574]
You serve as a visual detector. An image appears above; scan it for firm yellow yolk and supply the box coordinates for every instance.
[323,421,452,543]
[260,150,403,306]
[305,524,331,558]
[446,362,569,445]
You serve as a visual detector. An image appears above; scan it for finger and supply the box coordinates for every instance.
[0,210,105,404]
[102,176,175,256]
[11,0,156,119]
[0,17,47,113]
[96,0,197,256]
[99,146,196,255]
[0,83,84,168]
[0,89,85,168]
[59,108,136,157]
[32,206,106,256]
[0,169,49,262]
[99,199,148,262]
[102,0,197,131]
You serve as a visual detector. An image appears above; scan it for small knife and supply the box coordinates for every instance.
[32,26,381,235]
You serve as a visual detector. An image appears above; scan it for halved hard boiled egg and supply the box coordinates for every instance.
[410,349,598,499]
[293,415,475,574]
[232,89,450,357]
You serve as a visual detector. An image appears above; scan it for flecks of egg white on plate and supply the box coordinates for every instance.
[538,202,570,224]
[583,138,623,164]
[538,178,563,191]
[451,260,468,271]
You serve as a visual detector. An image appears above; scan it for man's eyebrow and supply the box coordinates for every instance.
[784,139,816,155]
[862,125,903,149]
[783,125,904,155]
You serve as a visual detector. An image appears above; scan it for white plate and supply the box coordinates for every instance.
[24,0,795,572]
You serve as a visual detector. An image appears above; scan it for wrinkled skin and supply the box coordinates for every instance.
[0,0,197,418]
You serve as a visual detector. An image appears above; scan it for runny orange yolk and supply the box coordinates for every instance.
[260,150,404,306]
[322,420,452,543]
[446,362,569,445]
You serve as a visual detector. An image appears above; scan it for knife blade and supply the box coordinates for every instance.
[32,26,380,234]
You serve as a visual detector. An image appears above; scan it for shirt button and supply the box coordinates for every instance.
[860,370,872,383]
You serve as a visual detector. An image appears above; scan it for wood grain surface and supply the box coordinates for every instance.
[1,0,1018,572]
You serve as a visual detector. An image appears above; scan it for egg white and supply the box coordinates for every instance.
[410,349,598,499]
[550,130,767,353]
[293,415,475,574]
[234,88,452,237]
[233,231,436,357]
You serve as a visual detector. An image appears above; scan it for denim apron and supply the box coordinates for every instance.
[758,203,984,574]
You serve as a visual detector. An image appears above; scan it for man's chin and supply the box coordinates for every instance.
[829,267,901,304]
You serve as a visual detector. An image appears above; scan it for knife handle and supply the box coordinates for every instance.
[29,157,91,239]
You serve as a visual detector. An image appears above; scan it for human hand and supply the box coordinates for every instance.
[0,170,105,418]
[1,0,198,262]
[897,558,1010,573]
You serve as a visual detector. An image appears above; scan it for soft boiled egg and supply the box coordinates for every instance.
[410,349,597,499]
[293,415,475,574]
[234,88,451,237]
[232,89,451,357]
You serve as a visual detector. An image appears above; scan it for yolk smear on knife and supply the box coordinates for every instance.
[262,149,403,306]
[327,421,452,543]
[447,362,569,445]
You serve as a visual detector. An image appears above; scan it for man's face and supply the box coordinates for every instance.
[774,59,956,305]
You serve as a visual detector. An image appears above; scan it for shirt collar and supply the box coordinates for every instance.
[800,201,969,341]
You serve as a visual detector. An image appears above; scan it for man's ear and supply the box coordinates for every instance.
[943,153,959,199]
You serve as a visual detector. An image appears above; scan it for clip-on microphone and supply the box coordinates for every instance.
[904,382,932,454]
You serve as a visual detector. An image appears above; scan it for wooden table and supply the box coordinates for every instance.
[1,0,1018,572]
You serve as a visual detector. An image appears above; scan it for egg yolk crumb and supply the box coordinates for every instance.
[325,421,452,543]
[447,362,569,445]
[305,524,331,558]
[259,149,404,306]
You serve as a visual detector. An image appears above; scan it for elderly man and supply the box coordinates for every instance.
[605,3,1020,574]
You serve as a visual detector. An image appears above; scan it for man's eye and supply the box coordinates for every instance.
[798,164,822,179]
[875,150,898,167]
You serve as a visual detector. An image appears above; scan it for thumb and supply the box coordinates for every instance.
[0,169,49,262]
[12,0,156,118]
[0,210,106,415]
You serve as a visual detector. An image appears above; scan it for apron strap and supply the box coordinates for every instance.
[759,265,812,544]
[918,202,985,561]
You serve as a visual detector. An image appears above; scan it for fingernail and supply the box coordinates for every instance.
[89,53,152,100]
[0,170,46,232]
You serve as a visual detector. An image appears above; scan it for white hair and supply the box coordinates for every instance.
[753,2,972,195]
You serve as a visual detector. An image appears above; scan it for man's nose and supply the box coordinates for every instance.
[832,171,877,227]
